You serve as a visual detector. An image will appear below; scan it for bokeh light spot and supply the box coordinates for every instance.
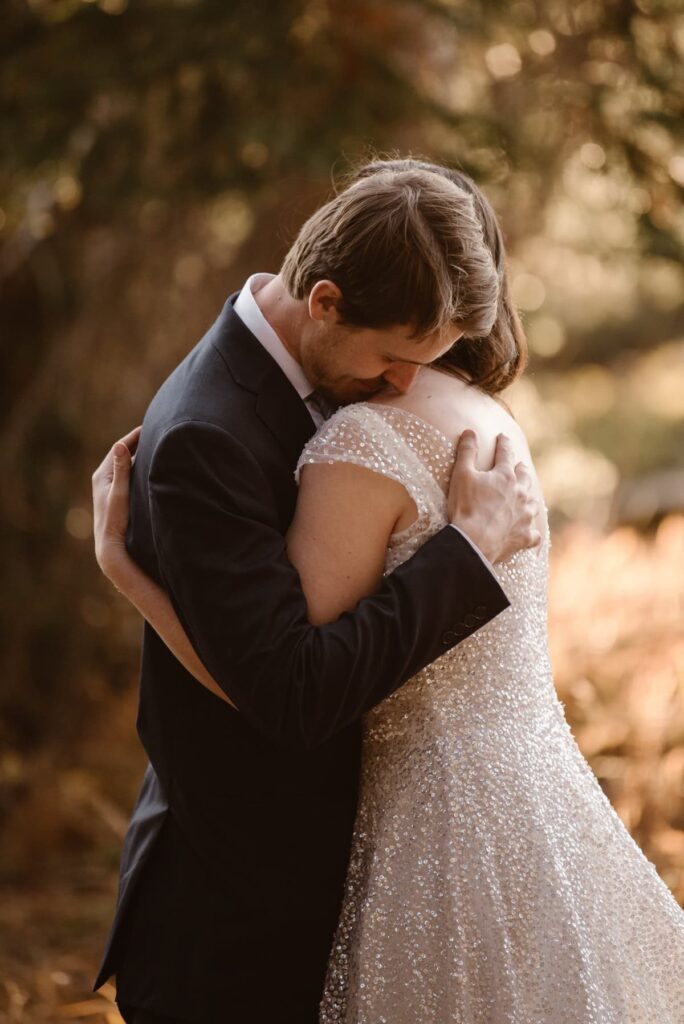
[580,143,606,169]
[65,507,93,540]
[28,211,55,239]
[528,30,556,56]
[513,272,546,311]
[54,176,83,211]
[667,155,684,187]
[100,0,127,13]
[485,44,522,79]
[241,142,270,169]
[174,254,206,289]
[528,316,566,357]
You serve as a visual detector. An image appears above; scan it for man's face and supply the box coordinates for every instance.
[298,282,462,405]
[300,322,458,405]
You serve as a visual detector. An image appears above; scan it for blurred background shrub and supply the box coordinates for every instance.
[1,0,683,1019]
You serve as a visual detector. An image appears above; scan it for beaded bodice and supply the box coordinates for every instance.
[298,402,454,572]
[297,401,552,748]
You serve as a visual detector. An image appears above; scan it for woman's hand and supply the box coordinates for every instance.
[90,426,237,708]
[92,426,141,580]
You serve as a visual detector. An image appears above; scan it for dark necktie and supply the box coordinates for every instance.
[309,390,337,423]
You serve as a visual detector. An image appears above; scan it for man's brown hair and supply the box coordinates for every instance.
[281,168,499,341]
[353,158,528,395]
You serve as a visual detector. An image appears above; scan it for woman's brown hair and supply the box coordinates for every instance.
[353,158,528,395]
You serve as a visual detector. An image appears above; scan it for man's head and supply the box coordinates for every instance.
[278,167,499,404]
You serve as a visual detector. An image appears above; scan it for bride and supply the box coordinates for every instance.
[92,161,684,1021]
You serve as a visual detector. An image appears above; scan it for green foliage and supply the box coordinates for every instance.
[1,0,683,778]
[2,0,683,251]
[2,0,430,218]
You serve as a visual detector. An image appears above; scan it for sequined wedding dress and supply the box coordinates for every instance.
[296,402,684,1024]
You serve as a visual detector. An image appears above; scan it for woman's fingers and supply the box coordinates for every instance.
[91,426,141,490]
[111,440,132,494]
[92,431,138,572]
[103,441,133,539]
[119,425,142,455]
[92,446,115,493]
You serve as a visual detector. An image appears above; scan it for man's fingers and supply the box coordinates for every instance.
[493,433,515,470]
[514,460,532,488]
[454,429,479,472]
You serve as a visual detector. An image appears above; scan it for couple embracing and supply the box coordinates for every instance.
[91,158,684,1023]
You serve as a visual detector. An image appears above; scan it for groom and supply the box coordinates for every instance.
[94,164,538,1023]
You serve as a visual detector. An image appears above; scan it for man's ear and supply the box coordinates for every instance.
[308,280,343,322]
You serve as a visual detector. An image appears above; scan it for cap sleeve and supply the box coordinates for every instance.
[295,404,442,527]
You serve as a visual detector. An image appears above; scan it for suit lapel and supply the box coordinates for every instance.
[210,293,317,465]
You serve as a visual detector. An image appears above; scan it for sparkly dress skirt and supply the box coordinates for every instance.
[296,402,684,1024]
[319,657,684,1023]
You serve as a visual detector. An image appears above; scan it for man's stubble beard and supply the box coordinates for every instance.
[310,367,386,407]
[302,334,387,407]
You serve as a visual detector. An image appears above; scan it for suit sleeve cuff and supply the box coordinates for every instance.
[448,524,497,577]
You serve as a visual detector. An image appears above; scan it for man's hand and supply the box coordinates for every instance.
[448,430,541,564]
[91,426,141,578]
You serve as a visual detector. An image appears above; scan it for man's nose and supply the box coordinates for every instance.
[382,363,421,394]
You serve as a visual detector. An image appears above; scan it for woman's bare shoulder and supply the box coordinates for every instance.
[369,368,530,468]
[370,369,488,435]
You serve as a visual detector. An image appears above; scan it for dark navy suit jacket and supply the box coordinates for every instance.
[94,294,509,1022]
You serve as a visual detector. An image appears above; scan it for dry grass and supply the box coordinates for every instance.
[1,517,683,1022]
[549,514,684,903]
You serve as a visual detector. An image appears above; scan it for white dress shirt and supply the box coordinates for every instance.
[233,273,496,574]
[234,273,325,427]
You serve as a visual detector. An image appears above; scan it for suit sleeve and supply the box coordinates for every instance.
[148,419,509,749]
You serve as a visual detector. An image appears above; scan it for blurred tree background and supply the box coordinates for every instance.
[1,0,683,1019]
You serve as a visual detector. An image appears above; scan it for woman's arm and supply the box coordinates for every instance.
[94,415,528,751]
[93,433,236,708]
[92,431,413,701]
[286,461,415,624]
[110,551,236,707]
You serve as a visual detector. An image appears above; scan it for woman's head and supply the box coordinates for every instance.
[352,158,528,395]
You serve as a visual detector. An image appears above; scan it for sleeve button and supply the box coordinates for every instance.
[464,613,478,628]
[475,605,488,619]
[441,631,457,645]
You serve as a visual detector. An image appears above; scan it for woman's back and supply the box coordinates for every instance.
[371,365,547,540]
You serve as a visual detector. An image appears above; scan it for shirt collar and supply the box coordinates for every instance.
[234,274,314,402]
